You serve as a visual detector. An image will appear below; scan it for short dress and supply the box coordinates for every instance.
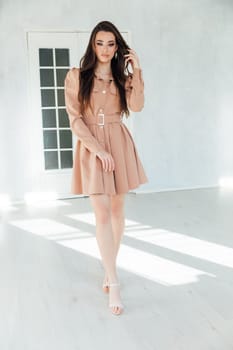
[64,67,148,195]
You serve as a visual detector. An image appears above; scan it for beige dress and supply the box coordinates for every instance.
[64,67,148,195]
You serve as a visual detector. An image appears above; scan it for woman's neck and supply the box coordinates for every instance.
[95,62,112,75]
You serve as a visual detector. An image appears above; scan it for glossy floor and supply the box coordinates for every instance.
[1,187,233,349]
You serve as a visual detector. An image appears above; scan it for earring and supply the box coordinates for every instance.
[115,51,118,59]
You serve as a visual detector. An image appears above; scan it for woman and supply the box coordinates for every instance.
[64,20,148,316]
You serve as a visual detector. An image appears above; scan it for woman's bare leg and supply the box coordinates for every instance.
[103,194,125,287]
[111,194,125,258]
[90,194,123,315]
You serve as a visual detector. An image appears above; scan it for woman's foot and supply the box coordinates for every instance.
[108,283,124,315]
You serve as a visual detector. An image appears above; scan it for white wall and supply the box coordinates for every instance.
[0,0,233,202]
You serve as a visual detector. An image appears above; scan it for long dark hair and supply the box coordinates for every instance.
[78,21,131,116]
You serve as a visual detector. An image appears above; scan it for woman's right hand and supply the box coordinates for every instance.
[96,151,115,172]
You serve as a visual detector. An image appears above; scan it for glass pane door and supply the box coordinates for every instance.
[39,48,73,170]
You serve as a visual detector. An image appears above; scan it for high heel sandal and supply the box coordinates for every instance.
[108,283,124,315]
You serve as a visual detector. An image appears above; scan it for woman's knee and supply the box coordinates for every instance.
[111,195,125,218]
[96,207,111,224]
[90,195,111,224]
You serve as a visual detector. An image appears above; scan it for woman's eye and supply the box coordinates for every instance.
[96,42,115,47]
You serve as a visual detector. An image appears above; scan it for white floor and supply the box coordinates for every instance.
[1,187,233,350]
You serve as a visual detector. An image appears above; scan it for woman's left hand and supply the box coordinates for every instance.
[124,49,141,71]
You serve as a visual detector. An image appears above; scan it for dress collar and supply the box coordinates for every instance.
[94,73,114,82]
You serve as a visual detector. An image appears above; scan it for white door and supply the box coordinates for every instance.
[27,31,132,200]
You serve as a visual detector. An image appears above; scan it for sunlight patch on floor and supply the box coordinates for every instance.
[9,218,91,240]
[59,235,214,286]
[67,214,233,269]
[10,212,232,285]
[67,212,96,225]
[124,224,233,269]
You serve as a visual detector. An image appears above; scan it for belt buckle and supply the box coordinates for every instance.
[97,113,105,126]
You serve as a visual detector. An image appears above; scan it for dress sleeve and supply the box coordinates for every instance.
[125,68,144,112]
[64,67,105,154]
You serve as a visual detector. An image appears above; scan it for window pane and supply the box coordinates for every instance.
[40,69,54,87]
[39,47,72,171]
[39,49,53,66]
[56,69,69,87]
[43,130,57,149]
[58,109,69,127]
[59,130,72,148]
[57,89,65,106]
[42,109,57,128]
[61,151,73,168]
[41,90,55,107]
[55,49,69,66]
[44,151,58,169]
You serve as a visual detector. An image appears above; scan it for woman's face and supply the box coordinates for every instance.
[94,31,118,64]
